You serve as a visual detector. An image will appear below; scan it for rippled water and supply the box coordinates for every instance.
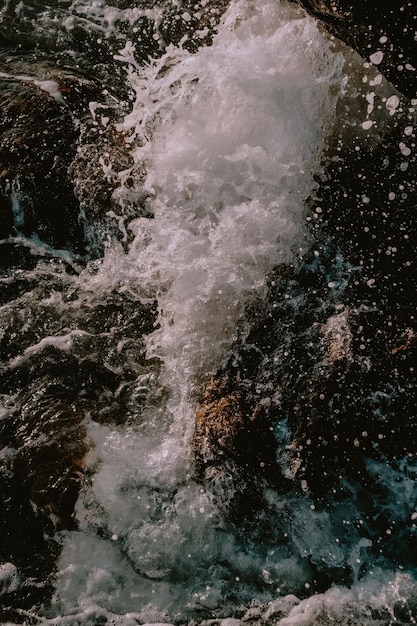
[1,0,417,624]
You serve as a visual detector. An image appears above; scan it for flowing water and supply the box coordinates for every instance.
[1,0,417,624]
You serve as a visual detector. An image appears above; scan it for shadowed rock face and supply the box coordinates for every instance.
[191,1,417,512]
[296,0,417,100]
[212,110,417,485]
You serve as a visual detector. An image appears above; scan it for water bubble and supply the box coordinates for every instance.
[369,50,384,65]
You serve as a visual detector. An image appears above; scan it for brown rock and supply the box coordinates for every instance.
[193,376,277,480]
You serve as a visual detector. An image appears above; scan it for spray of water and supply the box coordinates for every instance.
[48,0,349,621]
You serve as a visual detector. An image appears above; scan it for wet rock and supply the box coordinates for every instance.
[256,26,416,502]
[0,364,90,608]
[197,187,417,567]
[0,59,134,254]
[193,376,278,483]
[0,68,81,249]
[296,0,417,100]
[286,118,417,497]
[0,562,20,596]
[68,115,140,252]
[193,375,281,519]
[320,309,352,364]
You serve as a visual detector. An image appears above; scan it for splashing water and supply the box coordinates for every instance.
[44,0,349,621]
[102,0,343,454]
[3,0,417,623]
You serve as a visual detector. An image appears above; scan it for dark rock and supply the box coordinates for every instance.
[192,98,417,579]
[193,375,277,479]
[0,57,145,255]
[0,70,81,250]
[296,0,417,100]
[192,375,290,524]
[195,230,416,573]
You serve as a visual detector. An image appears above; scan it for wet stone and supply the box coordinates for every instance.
[0,72,81,250]
[194,375,278,478]
[193,374,283,519]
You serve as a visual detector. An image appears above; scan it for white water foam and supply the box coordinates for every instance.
[107,0,343,441]
[47,0,349,621]
[275,569,417,625]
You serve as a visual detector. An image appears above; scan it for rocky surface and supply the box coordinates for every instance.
[194,95,417,558]
[193,375,280,520]
[0,57,137,255]
[194,376,277,478]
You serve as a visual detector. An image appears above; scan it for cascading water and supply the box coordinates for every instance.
[35,1,345,620]
[1,1,417,625]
